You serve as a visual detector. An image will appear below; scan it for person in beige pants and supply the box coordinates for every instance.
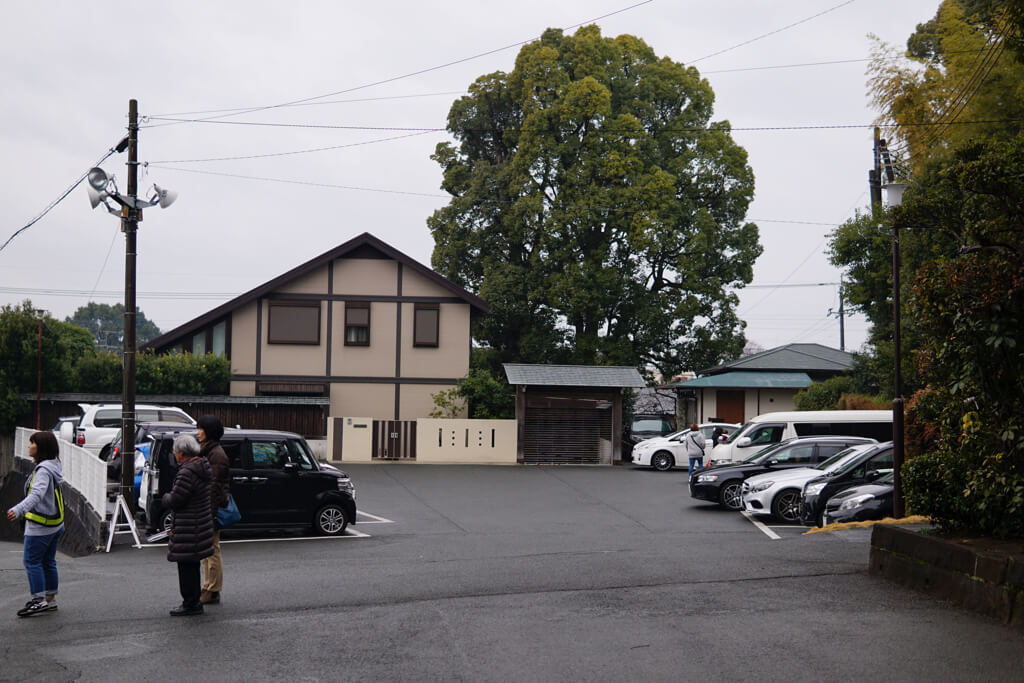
[196,415,229,605]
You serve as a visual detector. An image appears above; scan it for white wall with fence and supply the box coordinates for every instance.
[15,427,107,518]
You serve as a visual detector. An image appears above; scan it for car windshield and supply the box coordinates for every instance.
[830,443,892,476]
[743,439,797,464]
[721,422,752,444]
[815,444,871,472]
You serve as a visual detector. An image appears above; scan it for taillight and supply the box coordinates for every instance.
[76,431,85,446]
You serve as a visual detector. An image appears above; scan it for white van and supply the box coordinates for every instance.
[710,410,893,464]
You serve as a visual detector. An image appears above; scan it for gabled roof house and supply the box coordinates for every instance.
[671,343,856,424]
[144,232,489,424]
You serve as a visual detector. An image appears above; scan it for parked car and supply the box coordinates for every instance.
[631,422,740,471]
[822,471,895,525]
[710,410,893,464]
[741,443,878,523]
[142,428,356,537]
[800,442,894,527]
[51,416,80,443]
[689,436,877,510]
[74,403,195,456]
[103,422,200,510]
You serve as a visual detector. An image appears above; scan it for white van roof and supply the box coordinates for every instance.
[747,410,892,423]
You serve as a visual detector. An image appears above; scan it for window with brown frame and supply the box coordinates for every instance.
[344,302,370,346]
[267,301,321,345]
[413,303,440,347]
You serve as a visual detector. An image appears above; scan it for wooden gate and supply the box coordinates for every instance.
[372,420,417,460]
[523,395,612,465]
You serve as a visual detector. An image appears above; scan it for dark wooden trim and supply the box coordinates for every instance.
[231,373,459,385]
[515,385,526,464]
[255,298,262,375]
[326,262,333,376]
[395,263,403,420]
[262,293,469,304]
[267,300,322,345]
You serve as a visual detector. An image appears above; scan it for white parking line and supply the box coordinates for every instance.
[356,511,394,524]
[741,511,781,540]
[139,528,370,548]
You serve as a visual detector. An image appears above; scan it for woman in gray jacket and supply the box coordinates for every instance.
[683,423,707,477]
[6,431,64,618]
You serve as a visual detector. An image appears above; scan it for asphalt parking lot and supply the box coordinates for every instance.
[4,463,1021,682]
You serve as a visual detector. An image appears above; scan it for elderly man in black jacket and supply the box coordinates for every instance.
[162,434,214,616]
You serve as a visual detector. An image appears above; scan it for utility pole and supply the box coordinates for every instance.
[869,127,883,215]
[121,99,139,512]
[838,281,845,352]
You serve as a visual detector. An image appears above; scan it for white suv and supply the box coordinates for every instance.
[74,403,195,456]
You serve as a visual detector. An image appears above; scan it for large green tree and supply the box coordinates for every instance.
[428,26,759,378]
[66,302,162,352]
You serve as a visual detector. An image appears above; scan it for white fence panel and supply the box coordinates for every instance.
[15,427,107,518]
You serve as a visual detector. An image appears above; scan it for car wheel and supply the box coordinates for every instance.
[771,489,801,523]
[314,504,348,536]
[161,511,173,531]
[718,480,743,510]
[651,451,675,471]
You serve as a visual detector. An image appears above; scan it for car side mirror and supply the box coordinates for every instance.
[736,436,752,447]
[283,462,300,474]
[865,470,882,481]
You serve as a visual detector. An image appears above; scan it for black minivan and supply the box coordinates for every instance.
[142,428,357,536]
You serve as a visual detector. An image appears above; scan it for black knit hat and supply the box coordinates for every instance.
[196,414,224,441]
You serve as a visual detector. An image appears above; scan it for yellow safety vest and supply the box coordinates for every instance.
[23,467,65,527]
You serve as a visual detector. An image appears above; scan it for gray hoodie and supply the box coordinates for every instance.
[11,459,64,536]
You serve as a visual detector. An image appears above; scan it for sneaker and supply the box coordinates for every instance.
[17,598,52,618]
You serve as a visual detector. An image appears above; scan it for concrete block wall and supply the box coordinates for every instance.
[870,524,1024,628]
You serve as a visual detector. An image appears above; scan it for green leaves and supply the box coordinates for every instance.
[429,25,757,377]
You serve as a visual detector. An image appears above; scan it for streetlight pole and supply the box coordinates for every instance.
[883,181,909,518]
[121,99,139,512]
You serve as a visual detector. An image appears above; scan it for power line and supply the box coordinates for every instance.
[688,0,857,64]
[149,130,434,164]
[145,0,656,125]
[143,116,1024,134]
[0,145,121,254]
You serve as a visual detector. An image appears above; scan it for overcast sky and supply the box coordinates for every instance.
[0,0,936,358]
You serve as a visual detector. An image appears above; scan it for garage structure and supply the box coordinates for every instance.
[503,364,646,465]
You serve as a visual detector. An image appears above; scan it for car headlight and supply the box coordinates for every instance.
[696,473,719,483]
[337,476,355,499]
[839,493,875,510]
[748,480,774,493]
[803,481,827,497]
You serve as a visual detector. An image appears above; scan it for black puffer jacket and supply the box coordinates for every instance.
[162,457,215,563]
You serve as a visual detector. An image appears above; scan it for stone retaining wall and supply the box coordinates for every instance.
[870,524,1024,628]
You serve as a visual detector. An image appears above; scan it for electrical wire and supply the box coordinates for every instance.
[143,116,1024,134]
[149,130,434,164]
[688,0,857,64]
[0,146,120,254]
[886,17,1010,160]
[144,0,655,125]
